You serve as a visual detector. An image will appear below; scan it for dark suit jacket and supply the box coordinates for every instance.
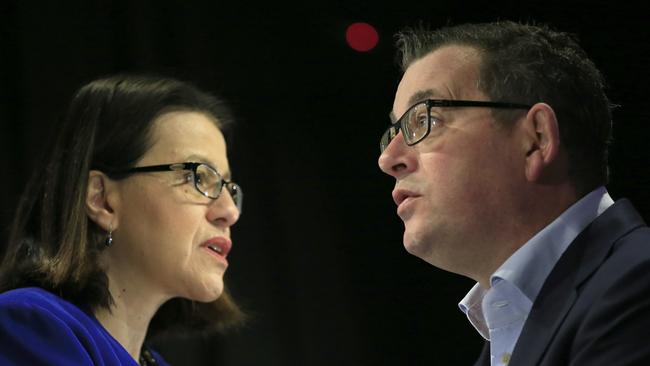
[474,199,650,366]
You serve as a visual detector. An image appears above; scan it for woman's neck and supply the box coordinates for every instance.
[94,268,168,362]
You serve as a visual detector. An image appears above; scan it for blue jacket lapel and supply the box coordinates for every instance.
[474,342,490,366]
[508,199,645,366]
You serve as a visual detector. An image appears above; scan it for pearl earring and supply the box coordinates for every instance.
[105,225,113,247]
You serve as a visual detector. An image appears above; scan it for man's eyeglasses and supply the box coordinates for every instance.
[108,162,243,213]
[379,99,532,153]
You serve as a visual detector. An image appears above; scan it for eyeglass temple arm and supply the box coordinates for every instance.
[117,163,195,174]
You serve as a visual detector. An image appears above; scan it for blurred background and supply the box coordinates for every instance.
[1,1,648,365]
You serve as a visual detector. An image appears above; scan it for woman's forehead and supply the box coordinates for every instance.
[142,111,229,171]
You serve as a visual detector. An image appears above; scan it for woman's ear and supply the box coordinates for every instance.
[86,170,119,231]
[522,103,561,182]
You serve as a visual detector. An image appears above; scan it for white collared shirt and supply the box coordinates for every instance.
[458,187,614,365]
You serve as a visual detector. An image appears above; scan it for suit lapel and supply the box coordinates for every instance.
[509,199,645,366]
[474,342,491,366]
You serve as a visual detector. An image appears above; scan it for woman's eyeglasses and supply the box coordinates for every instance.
[107,162,243,213]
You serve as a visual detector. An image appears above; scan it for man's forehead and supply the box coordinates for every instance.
[391,46,482,119]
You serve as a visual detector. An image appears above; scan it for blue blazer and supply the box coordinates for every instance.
[0,287,169,365]
[474,199,650,365]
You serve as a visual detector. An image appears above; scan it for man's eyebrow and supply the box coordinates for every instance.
[407,89,446,106]
[389,89,448,123]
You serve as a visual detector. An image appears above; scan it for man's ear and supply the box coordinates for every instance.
[522,103,561,182]
[86,170,118,231]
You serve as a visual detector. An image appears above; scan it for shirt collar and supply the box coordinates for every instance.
[459,283,490,340]
[493,186,613,301]
[459,186,613,336]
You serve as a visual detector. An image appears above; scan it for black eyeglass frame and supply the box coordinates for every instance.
[380,99,532,152]
[106,162,243,212]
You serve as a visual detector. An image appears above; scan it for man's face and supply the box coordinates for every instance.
[378,45,527,280]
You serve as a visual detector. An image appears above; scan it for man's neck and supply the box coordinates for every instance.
[475,184,580,288]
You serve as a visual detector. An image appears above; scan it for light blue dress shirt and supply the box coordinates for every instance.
[458,187,613,365]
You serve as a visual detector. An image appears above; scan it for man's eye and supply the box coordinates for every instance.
[411,111,429,129]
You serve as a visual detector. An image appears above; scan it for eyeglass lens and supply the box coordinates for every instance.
[403,103,429,144]
[380,102,430,153]
[194,164,243,212]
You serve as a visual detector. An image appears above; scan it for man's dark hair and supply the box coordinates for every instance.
[396,21,612,195]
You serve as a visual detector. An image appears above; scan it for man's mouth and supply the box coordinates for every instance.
[393,188,420,206]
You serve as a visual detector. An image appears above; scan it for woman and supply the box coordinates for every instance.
[0,75,244,365]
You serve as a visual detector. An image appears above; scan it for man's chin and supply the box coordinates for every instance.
[403,231,427,257]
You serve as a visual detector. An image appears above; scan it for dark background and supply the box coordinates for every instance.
[1,1,648,365]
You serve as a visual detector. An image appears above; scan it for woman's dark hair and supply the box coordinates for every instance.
[0,74,244,337]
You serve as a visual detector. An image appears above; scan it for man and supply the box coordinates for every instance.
[378,21,650,366]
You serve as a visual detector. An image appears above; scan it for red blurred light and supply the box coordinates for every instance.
[345,22,379,52]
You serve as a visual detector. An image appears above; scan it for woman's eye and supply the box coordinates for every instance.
[417,114,428,127]
[195,172,207,185]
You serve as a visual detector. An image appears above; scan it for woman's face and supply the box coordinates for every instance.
[108,111,239,303]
